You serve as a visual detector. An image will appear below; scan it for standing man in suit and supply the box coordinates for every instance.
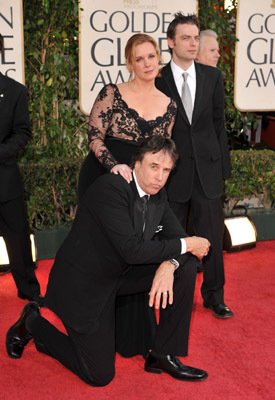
[155,13,233,318]
[0,34,43,305]
[6,136,210,386]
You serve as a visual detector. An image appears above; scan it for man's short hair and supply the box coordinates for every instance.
[0,34,3,53]
[200,29,218,41]
[199,29,218,49]
[131,135,178,167]
[167,12,200,41]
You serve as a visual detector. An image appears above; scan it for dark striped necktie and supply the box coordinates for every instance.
[141,195,149,231]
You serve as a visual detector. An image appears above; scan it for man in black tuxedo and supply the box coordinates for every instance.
[6,136,210,386]
[155,13,233,318]
[0,34,43,305]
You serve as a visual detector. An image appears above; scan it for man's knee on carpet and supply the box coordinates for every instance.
[82,362,115,387]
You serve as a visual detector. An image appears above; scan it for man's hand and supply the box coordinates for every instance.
[149,261,175,310]
[185,236,211,260]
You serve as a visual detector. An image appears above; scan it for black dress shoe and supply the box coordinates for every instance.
[0,265,10,273]
[6,302,40,359]
[144,351,208,381]
[203,302,234,318]
[18,291,45,307]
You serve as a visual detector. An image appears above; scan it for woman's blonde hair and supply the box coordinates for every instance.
[125,33,161,80]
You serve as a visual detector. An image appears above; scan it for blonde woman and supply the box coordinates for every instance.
[78,33,177,198]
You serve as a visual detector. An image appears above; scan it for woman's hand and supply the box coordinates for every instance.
[111,164,132,183]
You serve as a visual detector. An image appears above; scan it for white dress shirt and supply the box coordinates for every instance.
[170,59,196,107]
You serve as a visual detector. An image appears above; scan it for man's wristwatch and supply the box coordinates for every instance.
[169,258,180,270]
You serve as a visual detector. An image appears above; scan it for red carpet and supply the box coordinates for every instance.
[1,240,275,400]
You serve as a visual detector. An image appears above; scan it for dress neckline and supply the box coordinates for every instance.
[112,83,173,123]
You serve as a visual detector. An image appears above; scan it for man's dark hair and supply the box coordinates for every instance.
[131,135,178,167]
[167,12,200,41]
[0,34,3,53]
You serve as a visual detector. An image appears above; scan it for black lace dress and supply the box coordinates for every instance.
[78,83,177,198]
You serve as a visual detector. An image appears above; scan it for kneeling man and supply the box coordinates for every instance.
[6,136,210,386]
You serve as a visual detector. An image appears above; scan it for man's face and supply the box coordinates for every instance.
[134,150,174,195]
[196,36,220,67]
[168,23,200,67]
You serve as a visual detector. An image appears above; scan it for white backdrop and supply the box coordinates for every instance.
[79,0,198,115]
[0,0,24,83]
[235,0,275,111]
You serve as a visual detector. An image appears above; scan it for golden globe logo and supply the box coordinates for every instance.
[246,13,275,87]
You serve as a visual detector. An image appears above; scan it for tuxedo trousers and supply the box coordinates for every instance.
[0,196,40,298]
[28,257,196,386]
[169,170,225,305]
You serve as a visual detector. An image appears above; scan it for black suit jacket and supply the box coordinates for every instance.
[45,173,187,334]
[0,73,32,202]
[156,62,231,203]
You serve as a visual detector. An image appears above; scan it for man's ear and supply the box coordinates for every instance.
[195,52,200,62]
[167,37,174,50]
[134,160,140,173]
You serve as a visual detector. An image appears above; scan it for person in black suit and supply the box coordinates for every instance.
[155,13,233,318]
[0,34,43,305]
[6,136,210,386]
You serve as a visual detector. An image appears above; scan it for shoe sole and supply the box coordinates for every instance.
[213,312,234,319]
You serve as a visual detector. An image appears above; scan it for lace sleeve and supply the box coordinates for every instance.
[87,84,118,171]
[167,99,177,137]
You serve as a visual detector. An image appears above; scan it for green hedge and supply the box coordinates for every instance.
[20,158,83,229]
[225,149,275,212]
[20,149,275,230]
[22,0,87,164]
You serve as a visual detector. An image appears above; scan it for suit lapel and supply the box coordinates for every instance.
[143,194,165,240]
[192,62,204,123]
[130,181,144,240]
[161,64,190,125]
[0,73,8,91]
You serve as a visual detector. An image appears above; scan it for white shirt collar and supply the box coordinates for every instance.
[170,59,196,103]
[133,171,150,199]
[171,59,196,81]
